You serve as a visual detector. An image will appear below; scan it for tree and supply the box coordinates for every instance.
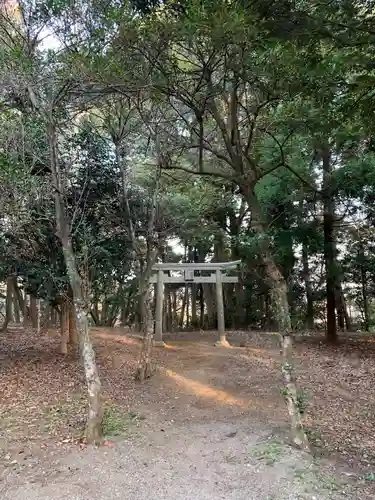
[0,4,103,443]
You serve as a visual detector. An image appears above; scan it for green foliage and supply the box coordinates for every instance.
[1,0,375,333]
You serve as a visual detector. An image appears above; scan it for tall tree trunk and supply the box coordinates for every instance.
[101,300,108,326]
[13,290,21,323]
[49,120,102,444]
[172,289,178,331]
[185,286,190,328]
[60,299,70,354]
[359,244,369,331]
[12,280,25,314]
[302,242,314,329]
[202,284,216,329]
[23,294,29,327]
[191,283,198,328]
[30,296,40,332]
[199,285,204,329]
[135,278,154,381]
[241,182,309,450]
[179,288,187,328]
[50,306,57,327]
[335,286,348,330]
[113,120,161,377]
[322,147,337,343]
[69,300,78,346]
[1,276,14,331]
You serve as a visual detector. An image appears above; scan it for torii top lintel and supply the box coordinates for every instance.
[151,260,241,271]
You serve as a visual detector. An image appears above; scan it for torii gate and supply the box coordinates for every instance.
[150,260,241,347]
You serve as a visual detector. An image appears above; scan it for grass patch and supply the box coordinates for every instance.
[252,438,283,465]
[293,464,340,494]
[102,407,144,437]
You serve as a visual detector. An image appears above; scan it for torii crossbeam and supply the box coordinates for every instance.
[150,260,241,346]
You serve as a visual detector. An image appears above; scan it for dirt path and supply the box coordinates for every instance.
[1,328,374,498]
[1,420,350,500]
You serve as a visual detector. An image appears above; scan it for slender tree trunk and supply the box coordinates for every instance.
[50,307,57,327]
[69,300,78,346]
[280,330,310,451]
[135,279,154,381]
[12,280,25,313]
[42,303,51,329]
[101,300,108,326]
[172,289,178,331]
[13,290,21,323]
[179,288,187,328]
[359,248,369,331]
[23,294,29,327]
[202,284,216,329]
[191,283,198,328]
[167,288,173,332]
[1,276,14,331]
[49,120,102,444]
[241,181,309,450]
[30,296,40,332]
[322,147,337,343]
[302,242,314,329]
[60,299,70,354]
[186,286,190,328]
[199,285,204,329]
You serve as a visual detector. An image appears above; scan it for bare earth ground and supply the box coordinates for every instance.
[1,326,375,499]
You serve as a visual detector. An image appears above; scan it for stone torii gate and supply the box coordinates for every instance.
[150,260,241,347]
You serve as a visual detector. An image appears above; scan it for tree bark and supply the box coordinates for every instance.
[185,286,190,328]
[49,120,102,444]
[179,288,187,328]
[280,331,310,451]
[23,294,29,327]
[191,283,198,328]
[199,285,204,329]
[358,242,369,331]
[69,300,78,346]
[302,242,314,329]
[1,276,14,331]
[322,146,337,343]
[60,299,70,354]
[135,280,154,381]
[336,285,351,331]
[30,296,40,332]
[202,283,216,329]
[50,306,57,327]
[13,289,21,323]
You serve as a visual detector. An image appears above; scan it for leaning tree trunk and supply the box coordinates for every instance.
[242,182,310,451]
[49,120,102,444]
[271,282,310,451]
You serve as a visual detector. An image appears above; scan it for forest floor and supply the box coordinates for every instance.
[1,326,375,499]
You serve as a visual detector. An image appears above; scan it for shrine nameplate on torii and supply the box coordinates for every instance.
[150,260,241,347]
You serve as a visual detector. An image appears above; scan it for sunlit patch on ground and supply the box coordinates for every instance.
[162,368,252,408]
